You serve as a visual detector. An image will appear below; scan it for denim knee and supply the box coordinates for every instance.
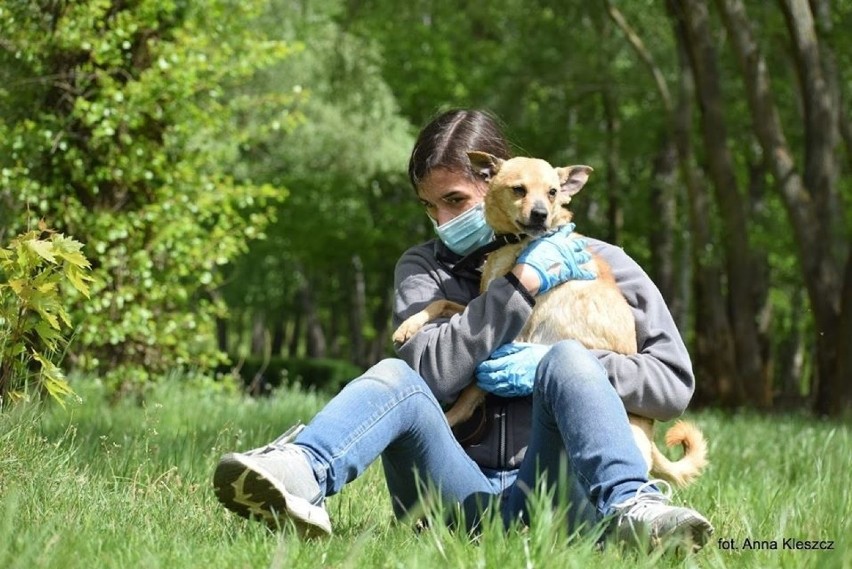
[535,340,608,396]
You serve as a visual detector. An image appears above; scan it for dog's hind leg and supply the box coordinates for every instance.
[445,384,487,427]
[628,414,655,471]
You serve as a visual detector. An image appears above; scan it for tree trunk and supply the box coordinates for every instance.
[233,308,246,356]
[809,0,850,163]
[299,276,327,359]
[714,0,848,414]
[250,311,266,357]
[747,158,773,400]
[368,290,394,366]
[349,254,368,368]
[667,0,742,405]
[593,9,625,246]
[836,247,852,412]
[777,0,848,415]
[328,294,343,358]
[840,108,852,167]
[679,0,772,407]
[217,318,228,354]
[676,219,692,336]
[648,136,681,319]
[774,289,806,408]
[601,84,623,245]
[209,288,228,353]
[603,1,686,332]
[287,310,301,358]
[270,313,284,356]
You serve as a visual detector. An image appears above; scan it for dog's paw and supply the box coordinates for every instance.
[392,322,417,344]
[392,313,430,344]
[392,327,411,344]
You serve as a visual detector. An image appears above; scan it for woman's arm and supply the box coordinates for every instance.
[589,240,696,421]
[392,244,534,402]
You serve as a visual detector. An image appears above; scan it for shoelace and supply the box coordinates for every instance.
[239,423,326,506]
[614,478,674,517]
[245,423,306,456]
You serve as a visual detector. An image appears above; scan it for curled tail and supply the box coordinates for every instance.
[649,420,708,488]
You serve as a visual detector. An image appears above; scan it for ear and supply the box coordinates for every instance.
[556,165,593,196]
[467,151,504,182]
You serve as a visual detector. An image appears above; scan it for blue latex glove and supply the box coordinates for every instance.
[516,223,596,295]
[475,342,550,397]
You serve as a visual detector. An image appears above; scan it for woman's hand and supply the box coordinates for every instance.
[513,223,596,295]
[475,342,550,397]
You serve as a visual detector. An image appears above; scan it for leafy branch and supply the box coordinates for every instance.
[0,220,93,408]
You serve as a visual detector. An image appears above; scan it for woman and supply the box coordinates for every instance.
[213,109,713,551]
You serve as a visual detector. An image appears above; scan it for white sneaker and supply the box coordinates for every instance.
[611,480,713,553]
[213,424,332,537]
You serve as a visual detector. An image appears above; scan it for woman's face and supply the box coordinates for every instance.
[416,168,488,226]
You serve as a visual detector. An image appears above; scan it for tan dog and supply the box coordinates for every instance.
[394,151,707,487]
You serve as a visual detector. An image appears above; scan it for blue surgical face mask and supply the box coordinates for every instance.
[432,202,494,256]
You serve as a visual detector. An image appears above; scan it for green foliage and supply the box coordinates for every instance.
[0,223,93,407]
[0,1,296,390]
[218,0,419,362]
[342,1,661,237]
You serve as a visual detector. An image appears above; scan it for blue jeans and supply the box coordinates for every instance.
[293,340,651,532]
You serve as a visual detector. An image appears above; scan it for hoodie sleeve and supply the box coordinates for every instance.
[392,247,534,403]
[589,241,696,421]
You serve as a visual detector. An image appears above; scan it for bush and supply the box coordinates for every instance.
[0,1,295,392]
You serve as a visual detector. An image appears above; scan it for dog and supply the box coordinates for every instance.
[393,151,707,487]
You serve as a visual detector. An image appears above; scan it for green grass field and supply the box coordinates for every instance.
[1,380,849,569]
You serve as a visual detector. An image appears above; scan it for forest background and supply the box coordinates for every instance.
[1,0,850,417]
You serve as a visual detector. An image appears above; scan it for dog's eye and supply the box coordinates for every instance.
[548,188,558,198]
[512,186,526,197]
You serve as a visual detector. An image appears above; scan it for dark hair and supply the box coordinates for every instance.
[408,109,512,191]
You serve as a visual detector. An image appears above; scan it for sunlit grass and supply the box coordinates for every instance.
[1,380,849,568]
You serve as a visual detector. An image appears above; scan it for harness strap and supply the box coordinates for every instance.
[451,233,526,277]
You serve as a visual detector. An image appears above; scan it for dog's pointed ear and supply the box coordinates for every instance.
[467,151,504,182]
[556,165,593,196]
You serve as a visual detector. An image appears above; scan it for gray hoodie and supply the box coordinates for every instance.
[392,237,695,469]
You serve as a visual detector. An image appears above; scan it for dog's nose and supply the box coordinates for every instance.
[529,204,548,225]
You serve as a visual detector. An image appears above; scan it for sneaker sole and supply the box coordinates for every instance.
[652,513,713,554]
[213,453,332,537]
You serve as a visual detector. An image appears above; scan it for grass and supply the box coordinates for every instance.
[1,380,850,569]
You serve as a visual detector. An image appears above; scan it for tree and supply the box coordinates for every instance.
[0,1,292,390]
[346,0,850,413]
[216,0,417,367]
[672,0,773,406]
[606,0,741,405]
[712,0,851,415]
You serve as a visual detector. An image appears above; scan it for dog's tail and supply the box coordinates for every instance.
[649,420,708,488]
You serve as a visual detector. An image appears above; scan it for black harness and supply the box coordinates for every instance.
[450,233,526,278]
